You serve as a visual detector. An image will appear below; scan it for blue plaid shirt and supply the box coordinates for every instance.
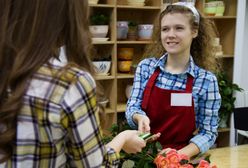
[125,54,221,153]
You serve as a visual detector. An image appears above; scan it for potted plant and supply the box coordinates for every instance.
[127,21,138,40]
[217,72,243,128]
[89,13,110,38]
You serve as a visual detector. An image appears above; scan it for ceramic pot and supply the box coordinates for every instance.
[89,25,109,38]
[117,48,134,60]
[118,60,132,72]
[215,1,225,16]
[117,21,129,40]
[125,85,133,99]
[92,61,111,75]
[88,0,99,5]
[98,98,109,108]
[219,114,229,128]
[127,28,137,40]
[138,24,153,40]
[127,0,145,6]
[204,2,217,16]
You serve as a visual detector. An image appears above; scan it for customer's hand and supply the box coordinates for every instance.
[133,113,150,133]
[121,130,146,153]
[145,132,161,143]
[106,130,146,154]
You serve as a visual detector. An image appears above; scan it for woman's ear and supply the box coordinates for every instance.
[192,29,198,38]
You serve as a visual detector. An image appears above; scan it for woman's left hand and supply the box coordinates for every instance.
[133,113,150,133]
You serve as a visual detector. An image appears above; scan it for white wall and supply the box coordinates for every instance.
[233,1,248,92]
[230,0,248,146]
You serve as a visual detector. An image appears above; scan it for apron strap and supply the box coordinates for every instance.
[185,74,194,92]
[141,68,160,110]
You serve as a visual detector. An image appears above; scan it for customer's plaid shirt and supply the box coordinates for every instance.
[0,59,119,168]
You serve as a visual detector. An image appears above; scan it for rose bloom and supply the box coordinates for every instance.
[154,155,169,168]
[197,160,217,168]
[179,164,194,168]
[154,149,217,168]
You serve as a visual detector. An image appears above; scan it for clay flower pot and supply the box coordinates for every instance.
[118,60,132,73]
[117,48,134,60]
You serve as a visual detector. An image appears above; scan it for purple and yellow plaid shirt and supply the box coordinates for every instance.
[1,59,119,168]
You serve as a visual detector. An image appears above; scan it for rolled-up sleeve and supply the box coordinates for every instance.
[190,73,221,153]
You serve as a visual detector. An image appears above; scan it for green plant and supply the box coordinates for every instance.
[128,21,138,29]
[90,13,109,25]
[217,72,243,121]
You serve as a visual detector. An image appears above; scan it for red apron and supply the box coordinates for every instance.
[141,68,195,150]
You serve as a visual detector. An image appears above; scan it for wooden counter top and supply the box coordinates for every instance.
[208,144,248,168]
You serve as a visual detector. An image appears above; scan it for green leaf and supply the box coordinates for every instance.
[122,160,135,168]
[136,159,145,168]
[144,162,151,168]
[155,141,163,150]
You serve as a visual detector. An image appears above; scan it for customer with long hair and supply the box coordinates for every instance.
[0,0,148,167]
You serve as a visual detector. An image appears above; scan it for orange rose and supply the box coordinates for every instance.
[179,164,194,168]
[154,155,168,168]
[197,160,210,168]
[166,149,180,164]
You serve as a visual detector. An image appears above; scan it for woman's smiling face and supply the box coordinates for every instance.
[160,13,198,57]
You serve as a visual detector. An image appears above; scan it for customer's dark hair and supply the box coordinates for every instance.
[0,0,93,162]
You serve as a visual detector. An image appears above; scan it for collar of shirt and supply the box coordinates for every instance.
[48,46,68,67]
[153,53,196,78]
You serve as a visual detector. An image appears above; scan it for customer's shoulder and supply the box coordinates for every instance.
[38,64,95,88]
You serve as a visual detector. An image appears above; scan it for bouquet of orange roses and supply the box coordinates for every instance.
[154,149,217,168]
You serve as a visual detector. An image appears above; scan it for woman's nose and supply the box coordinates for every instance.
[167,29,176,37]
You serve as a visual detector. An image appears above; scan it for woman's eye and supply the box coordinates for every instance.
[176,27,184,30]
[162,27,169,31]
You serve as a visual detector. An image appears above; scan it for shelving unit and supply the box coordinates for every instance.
[89,0,162,131]
[89,0,238,147]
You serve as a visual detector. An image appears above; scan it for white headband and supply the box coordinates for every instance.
[171,2,200,24]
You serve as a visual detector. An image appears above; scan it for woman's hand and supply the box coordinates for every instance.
[121,130,146,153]
[133,113,150,133]
[159,147,173,155]
[106,130,146,154]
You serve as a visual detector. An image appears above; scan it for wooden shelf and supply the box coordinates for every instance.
[117,40,153,44]
[216,54,234,58]
[117,5,161,10]
[204,16,236,19]
[218,127,230,133]
[95,75,115,80]
[117,103,127,113]
[92,41,115,45]
[105,107,115,114]
[89,4,115,8]
[117,73,134,79]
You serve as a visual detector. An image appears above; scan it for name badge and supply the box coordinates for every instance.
[171,93,192,106]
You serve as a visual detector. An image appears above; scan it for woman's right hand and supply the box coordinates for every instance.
[106,130,146,154]
[133,113,150,133]
[121,130,146,153]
